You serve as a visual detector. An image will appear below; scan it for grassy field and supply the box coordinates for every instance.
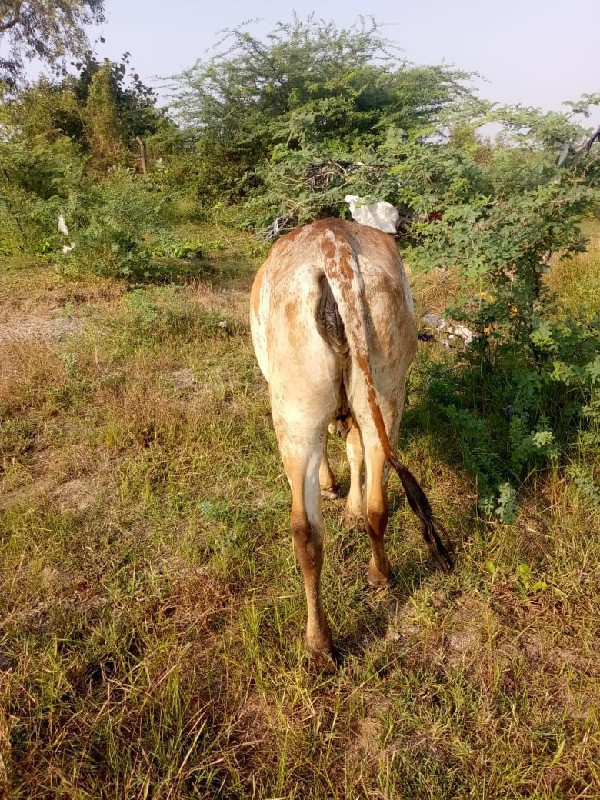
[1,222,599,799]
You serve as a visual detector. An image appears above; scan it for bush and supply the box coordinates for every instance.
[0,185,63,255]
[173,17,469,208]
[0,136,83,255]
[421,313,599,521]
[390,104,600,518]
[58,168,161,280]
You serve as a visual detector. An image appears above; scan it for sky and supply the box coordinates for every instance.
[81,0,599,125]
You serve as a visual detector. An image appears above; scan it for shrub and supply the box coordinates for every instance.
[0,136,83,255]
[58,168,161,280]
[421,313,599,521]
[391,103,600,517]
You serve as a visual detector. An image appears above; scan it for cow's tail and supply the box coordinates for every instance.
[317,226,454,573]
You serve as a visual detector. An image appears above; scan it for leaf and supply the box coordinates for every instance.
[529,580,548,592]
[586,357,600,383]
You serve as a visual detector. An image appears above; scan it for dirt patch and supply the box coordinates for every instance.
[443,594,490,667]
[193,284,250,323]
[520,630,600,678]
[0,476,101,514]
[0,315,85,345]
[0,268,125,323]
[52,478,100,514]
[352,711,386,761]
[165,368,198,390]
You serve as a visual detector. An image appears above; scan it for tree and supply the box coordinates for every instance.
[174,16,470,203]
[73,51,164,168]
[1,50,166,173]
[0,0,104,86]
[84,63,125,165]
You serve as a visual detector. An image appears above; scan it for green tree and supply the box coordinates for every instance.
[0,52,167,172]
[84,63,125,165]
[174,16,470,203]
[73,51,163,155]
[0,52,168,257]
[0,0,104,86]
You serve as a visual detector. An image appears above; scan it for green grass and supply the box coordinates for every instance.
[1,226,599,798]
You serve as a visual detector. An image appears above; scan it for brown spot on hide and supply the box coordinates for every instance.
[354,351,394,461]
[367,506,389,539]
[284,299,303,352]
[285,300,297,325]
[321,237,336,260]
[337,249,355,280]
[282,226,302,243]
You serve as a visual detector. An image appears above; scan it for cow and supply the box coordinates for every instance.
[250,218,453,663]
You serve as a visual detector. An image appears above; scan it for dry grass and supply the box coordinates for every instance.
[1,226,599,799]
[546,218,600,318]
[0,259,125,324]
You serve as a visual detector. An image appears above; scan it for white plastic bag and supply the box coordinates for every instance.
[344,195,399,233]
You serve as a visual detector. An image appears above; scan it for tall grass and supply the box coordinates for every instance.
[1,226,599,798]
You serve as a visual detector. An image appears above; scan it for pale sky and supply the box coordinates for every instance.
[83,0,599,125]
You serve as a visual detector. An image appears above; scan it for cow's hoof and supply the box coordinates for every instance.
[305,627,337,671]
[367,560,392,588]
[342,509,365,530]
[321,486,340,500]
[306,645,339,673]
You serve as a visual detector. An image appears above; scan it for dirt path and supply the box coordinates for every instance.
[0,314,86,345]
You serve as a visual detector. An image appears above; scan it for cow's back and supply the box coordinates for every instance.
[250,220,416,386]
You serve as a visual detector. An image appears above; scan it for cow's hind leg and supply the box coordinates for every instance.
[364,441,392,587]
[319,439,339,499]
[344,422,364,528]
[277,421,333,661]
[352,405,402,588]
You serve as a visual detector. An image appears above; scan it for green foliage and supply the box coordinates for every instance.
[71,50,167,167]
[84,63,127,165]
[0,130,80,254]
[174,16,469,206]
[422,312,599,516]
[56,173,218,282]
[58,168,160,280]
[387,98,600,516]
[567,464,600,506]
[1,53,167,171]
[0,183,62,255]
[0,0,105,87]
[514,562,549,594]
[173,15,599,244]
[0,61,175,267]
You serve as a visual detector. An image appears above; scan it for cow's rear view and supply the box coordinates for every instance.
[250,219,452,663]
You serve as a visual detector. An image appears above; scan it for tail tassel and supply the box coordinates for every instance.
[389,456,454,573]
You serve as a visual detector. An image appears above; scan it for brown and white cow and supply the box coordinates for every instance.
[250,218,453,662]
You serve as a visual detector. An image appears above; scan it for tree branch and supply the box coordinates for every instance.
[0,1,23,34]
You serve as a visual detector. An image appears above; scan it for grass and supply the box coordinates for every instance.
[1,223,599,799]
[546,219,600,319]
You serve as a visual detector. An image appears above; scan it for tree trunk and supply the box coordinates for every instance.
[136,135,147,174]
